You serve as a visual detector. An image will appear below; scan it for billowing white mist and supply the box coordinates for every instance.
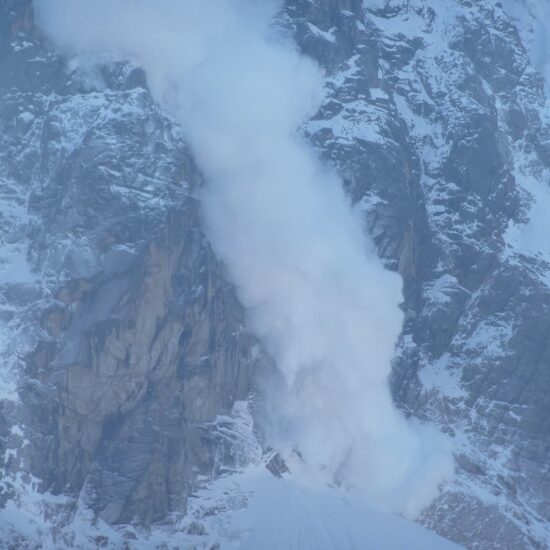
[35,0,453,517]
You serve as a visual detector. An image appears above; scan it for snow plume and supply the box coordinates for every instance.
[35,0,453,517]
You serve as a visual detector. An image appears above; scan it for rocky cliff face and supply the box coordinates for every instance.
[0,0,260,541]
[1,0,550,548]
[288,1,550,548]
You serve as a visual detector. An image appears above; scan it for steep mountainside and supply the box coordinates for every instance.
[0,0,261,539]
[286,1,550,548]
[1,0,550,548]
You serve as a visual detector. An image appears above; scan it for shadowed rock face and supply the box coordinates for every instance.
[0,0,259,528]
[25,204,259,525]
[1,0,550,548]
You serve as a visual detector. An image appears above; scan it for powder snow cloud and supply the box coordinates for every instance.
[34,0,453,517]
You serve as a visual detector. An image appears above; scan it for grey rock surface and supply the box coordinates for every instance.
[0,0,260,536]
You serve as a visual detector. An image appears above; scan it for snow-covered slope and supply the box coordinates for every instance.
[0,465,464,549]
[171,466,464,550]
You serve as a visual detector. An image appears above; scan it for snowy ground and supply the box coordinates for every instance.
[175,466,464,550]
[0,464,463,549]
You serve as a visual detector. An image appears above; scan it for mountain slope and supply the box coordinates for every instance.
[287,1,550,547]
[1,0,550,548]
